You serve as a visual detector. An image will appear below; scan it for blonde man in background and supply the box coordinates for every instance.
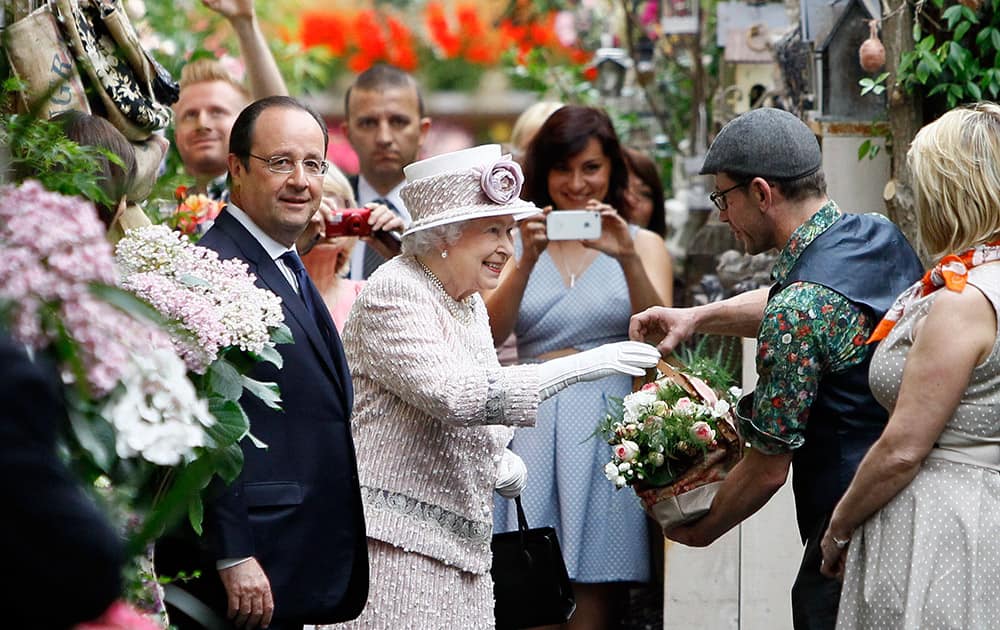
[173,0,287,197]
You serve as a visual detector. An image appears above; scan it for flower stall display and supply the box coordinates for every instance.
[597,359,743,530]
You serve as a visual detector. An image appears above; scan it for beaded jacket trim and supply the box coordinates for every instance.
[360,486,492,547]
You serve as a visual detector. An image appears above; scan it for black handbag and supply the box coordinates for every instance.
[491,496,576,629]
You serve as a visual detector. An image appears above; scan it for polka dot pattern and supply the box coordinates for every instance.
[837,266,1000,629]
[493,233,651,583]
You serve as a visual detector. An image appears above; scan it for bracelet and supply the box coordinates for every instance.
[831,535,851,549]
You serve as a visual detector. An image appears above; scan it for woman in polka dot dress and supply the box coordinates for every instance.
[487,106,672,628]
[820,103,1000,628]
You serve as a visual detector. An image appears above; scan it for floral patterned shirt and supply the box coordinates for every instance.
[742,201,873,454]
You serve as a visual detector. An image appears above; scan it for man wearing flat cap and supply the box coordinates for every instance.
[629,108,924,629]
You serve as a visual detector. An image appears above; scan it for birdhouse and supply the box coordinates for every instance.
[803,0,885,119]
[714,2,790,119]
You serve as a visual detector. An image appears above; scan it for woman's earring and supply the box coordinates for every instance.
[441,250,448,259]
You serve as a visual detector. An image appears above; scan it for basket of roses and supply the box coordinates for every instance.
[597,359,744,531]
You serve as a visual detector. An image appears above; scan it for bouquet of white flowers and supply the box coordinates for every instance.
[597,359,743,530]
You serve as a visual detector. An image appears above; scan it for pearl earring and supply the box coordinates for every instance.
[441,250,448,259]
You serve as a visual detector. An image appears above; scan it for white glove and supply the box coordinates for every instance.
[495,449,528,499]
[537,340,660,401]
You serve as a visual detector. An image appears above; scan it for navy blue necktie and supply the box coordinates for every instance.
[279,251,321,326]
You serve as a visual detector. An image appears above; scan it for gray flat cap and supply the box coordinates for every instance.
[700,108,821,180]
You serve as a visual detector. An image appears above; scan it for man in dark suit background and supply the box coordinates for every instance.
[0,330,125,628]
[341,63,430,279]
[158,96,367,630]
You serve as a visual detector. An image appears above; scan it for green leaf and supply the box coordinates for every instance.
[916,59,931,83]
[270,323,294,345]
[245,432,269,450]
[177,273,211,288]
[967,81,983,100]
[977,26,994,48]
[913,21,922,43]
[67,407,116,473]
[993,28,1000,52]
[88,283,168,327]
[960,4,979,23]
[208,359,243,402]
[126,457,216,556]
[214,443,244,484]
[254,343,283,369]
[187,498,204,535]
[206,398,250,446]
[927,82,949,96]
[241,376,282,410]
[955,21,972,42]
[858,139,872,161]
[942,4,963,29]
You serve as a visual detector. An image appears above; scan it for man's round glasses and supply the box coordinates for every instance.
[709,181,748,211]
[250,154,329,177]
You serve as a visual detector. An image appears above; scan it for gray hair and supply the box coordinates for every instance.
[401,222,466,257]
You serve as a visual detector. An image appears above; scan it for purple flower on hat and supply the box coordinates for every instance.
[479,157,523,204]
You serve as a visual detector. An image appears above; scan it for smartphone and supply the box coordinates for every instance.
[546,210,602,241]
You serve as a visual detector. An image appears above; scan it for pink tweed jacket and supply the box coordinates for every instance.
[342,256,540,574]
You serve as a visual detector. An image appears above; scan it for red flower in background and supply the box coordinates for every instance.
[297,4,587,74]
[300,11,348,54]
[385,15,419,71]
[426,2,461,58]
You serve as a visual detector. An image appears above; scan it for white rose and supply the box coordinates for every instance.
[623,390,657,423]
[712,399,731,417]
[604,461,620,481]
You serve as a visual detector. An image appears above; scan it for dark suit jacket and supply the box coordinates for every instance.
[161,208,368,626]
[0,333,124,628]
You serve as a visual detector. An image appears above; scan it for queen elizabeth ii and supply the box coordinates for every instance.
[333,145,659,629]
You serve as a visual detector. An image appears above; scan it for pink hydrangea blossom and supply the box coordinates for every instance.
[115,225,285,374]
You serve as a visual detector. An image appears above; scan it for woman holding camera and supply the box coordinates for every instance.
[328,144,659,629]
[487,105,672,629]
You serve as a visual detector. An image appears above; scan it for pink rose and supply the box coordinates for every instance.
[675,397,693,410]
[689,421,716,444]
[612,440,640,462]
[640,382,659,393]
[479,158,524,204]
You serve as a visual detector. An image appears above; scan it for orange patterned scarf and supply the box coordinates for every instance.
[868,239,1000,343]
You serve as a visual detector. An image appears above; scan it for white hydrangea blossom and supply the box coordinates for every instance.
[102,347,215,466]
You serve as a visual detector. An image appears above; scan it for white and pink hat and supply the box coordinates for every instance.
[401,144,538,236]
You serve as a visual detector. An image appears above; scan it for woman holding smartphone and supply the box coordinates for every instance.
[486,105,671,630]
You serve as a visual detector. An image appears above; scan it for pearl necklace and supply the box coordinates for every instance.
[417,259,476,325]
